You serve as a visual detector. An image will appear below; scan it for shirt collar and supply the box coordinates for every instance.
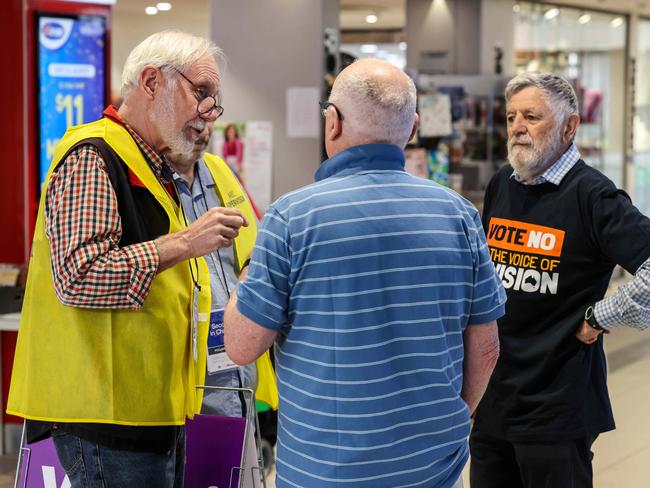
[315,144,405,181]
[172,158,215,193]
[103,105,173,184]
[511,143,581,186]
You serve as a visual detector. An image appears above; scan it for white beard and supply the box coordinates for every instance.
[507,126,565,181]
[151,85,206,159]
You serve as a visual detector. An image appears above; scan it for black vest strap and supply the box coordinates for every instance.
[53,138,170,247]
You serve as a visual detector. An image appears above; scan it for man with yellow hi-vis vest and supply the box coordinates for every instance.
[7,31,249,487]
[166,123,278,419]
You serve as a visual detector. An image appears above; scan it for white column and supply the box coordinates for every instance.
[210,0,338,203]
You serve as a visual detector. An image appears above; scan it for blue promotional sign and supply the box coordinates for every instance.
[38,14,106,188]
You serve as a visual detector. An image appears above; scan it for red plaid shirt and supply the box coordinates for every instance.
[44,106,173,309]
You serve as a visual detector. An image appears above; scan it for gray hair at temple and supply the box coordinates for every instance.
[120,30,226,97]
[330,58,417,148]
[505,72,579,125]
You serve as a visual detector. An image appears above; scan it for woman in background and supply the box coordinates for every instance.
[222,123,244,177]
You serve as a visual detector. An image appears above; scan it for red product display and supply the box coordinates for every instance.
[0,0,111,426]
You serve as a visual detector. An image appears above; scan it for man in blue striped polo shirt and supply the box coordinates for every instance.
[224,58,506,488]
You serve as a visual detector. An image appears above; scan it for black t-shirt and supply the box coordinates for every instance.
[475,161,650,442]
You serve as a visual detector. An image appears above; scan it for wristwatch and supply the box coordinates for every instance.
[584,305,604,331]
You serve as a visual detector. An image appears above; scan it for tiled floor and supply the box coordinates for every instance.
[4,285,650,487]
[0,454,16,488]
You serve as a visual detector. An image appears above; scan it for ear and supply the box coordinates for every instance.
[325,112,343,143]
[563,114,580,144]
[408,113,420,144]
[140,65,163,100]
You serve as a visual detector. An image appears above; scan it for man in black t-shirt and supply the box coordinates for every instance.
[470,72,650,488]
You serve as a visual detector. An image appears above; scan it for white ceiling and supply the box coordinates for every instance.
[115,0,650,31]
[113,0,207,16]
[339,0,650,31]
[549,0,650,16]
[340,0,405,30]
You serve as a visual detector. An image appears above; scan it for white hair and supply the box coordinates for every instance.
[505,72,579,125]
[120,30,225,97]
[330,59,417,147]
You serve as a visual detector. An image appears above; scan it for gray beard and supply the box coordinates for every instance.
[507,133,565,181]
[151,90,203,158]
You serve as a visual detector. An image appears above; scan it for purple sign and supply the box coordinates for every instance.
[17,438,69,488]
[184,414,248,488]
[15,418,258,488]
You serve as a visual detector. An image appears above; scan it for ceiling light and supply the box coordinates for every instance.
[365,14,378,24]
[611,17,624,27]
[360,44,378,54]
[513,3,520,13]
[544,8,559,20]
[578,13,591,24]
[145,6,158,15]
[156,2,172,11]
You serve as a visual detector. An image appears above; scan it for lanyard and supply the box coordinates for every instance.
[171,179,201,293]
[194,168,231,299]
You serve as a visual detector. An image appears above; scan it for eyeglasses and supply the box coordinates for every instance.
[319,101,344,120]
[167,66,224,119]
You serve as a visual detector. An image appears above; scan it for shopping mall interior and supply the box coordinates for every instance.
[2,0,650,486]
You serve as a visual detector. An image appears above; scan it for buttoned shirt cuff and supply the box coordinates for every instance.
[593,300,617,330]
[594,256,650,331]
[123,241,159,308]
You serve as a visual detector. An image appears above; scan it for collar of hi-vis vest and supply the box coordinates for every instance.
[103,105,173,184]
[511,143,581,186]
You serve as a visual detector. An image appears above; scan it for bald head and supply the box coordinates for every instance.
[329,59,417,149]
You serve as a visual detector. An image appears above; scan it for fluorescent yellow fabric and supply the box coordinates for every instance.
[7,118,211,425]
[203,153,258,272]
[253,351,279,410]
[203,153,278,410]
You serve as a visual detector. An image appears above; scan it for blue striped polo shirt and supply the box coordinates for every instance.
[237,143,506,488]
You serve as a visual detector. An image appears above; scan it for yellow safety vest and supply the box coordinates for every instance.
[7,117,212,425]
[203,153,278,410]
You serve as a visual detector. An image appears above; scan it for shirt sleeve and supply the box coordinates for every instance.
[236,206,291,329]
[467,207,507,325]
[589,185,650,273]
[595,257,650,330]
[44,144,160,309]
[587,184,650,330]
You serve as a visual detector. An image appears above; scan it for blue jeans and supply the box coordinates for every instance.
[51,428,185,487]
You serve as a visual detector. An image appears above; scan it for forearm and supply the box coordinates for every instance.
[224,288,276,365]
[461,321,500,414]
[51,240,159,309]
[595,257,650,330]
[154,232,192,272]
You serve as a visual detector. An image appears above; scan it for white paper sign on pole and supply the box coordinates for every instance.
[245,121,274,212]
[419,93,453,137]
[286,87,320,138]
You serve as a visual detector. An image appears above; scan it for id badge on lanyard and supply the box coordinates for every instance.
[192,285,200,362]
[207,309,238,374]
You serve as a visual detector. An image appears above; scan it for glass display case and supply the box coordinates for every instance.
[408,74,510,208]
[633,18,650,216]
[513,2,626,187]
